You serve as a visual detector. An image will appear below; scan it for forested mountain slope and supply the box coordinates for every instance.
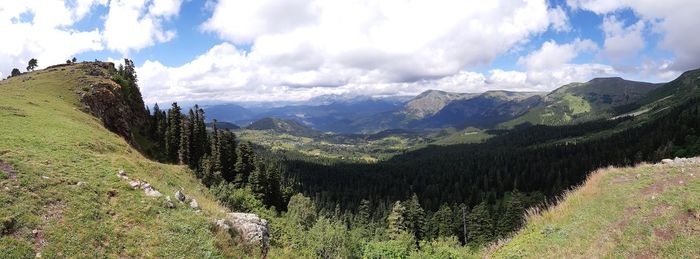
[0,63,242,257]
[502,77,660,127]
[489,158,700,258]
[280,68,700,231]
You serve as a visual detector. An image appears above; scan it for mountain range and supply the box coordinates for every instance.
[204,76,665,135]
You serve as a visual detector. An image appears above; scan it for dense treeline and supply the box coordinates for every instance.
[275,98,700,246]
[142,102,290,210]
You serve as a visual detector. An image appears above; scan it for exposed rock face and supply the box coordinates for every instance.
[224,213,269,256]
[78,62,146,145]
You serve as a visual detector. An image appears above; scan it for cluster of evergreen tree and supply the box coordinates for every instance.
[143,103,287,210]
[270,97,700,245]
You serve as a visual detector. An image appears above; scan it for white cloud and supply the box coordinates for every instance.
[103,0,182,55]
[601,16,645,60]
[141,0,585,103]
[200,0,554,82]
[508,39,619,90]
[567,0,700,71]
[518,39,597,70]
[548,6,571,32]
[0,1,103,78]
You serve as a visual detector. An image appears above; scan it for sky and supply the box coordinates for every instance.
[1,0,699,105]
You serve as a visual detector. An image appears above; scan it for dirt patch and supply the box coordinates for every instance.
[612,175,632,184]
[617,206,640,230]
[107,189,118,203]
[653,227,674,241]
[649,203,673,220]
[640,175,687,196]
[33,229,47,252]
[41,202,65,222]
[677,209,700,233]
[0,160,16,180]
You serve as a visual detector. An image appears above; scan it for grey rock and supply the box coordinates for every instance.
[216,219,230,230]
[142,183,162,197]
[128,180,141,189]
[225,213,269,256]
[175,190,186,202]
[165,196,176,209]
[117,170,129,180]
[189,199,199,210]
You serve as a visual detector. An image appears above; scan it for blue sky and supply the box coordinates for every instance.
[1,0,698,104]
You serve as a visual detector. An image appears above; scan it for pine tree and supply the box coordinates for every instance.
[219,129,238,182]
[467,201,494,246]
[264,163,284,209]
[210,120,222,172]
[356,199,371,226]
[199,154,223,187]
[165,102,182,162]
[431,204,454,238]
[178,116,190,165]
[248,158,266,200]
[496,189,525,238]
[387,201,407,239]
[185,109,197,168]
[404,193,426,245]
[234,141,255,186]
[158,110,167,147]
[195,106,208,156]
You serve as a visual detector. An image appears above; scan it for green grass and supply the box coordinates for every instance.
[432,128,491,145]
[0,65,242,257]
[561,93,591,115]
[488,162,700,258]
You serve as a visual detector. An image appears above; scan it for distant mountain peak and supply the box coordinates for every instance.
[586,77,626,84]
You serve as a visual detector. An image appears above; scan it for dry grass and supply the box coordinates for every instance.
[487,162,700,258]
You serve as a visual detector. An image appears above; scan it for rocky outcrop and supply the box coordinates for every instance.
[78,62,146,145]
[659,157,700,165]
[219,213,270,256]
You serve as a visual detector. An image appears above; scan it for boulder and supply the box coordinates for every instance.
[189,199,199,210]
[164,196,175,209]
[224,213,269,256]
[175,190,186,202]
[128,180,141,189]
[142,183,162,197]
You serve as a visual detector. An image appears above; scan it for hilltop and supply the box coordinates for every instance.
[0,63,249,257]
[489,158,700,258]
[401,90,478,119]
[502,77,660,127]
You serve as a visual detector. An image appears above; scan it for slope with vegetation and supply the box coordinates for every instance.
[4,60,700,258]
[502,77,660,127]
[401,90,477,119]
[246,117,323,138]
[0,62,244,257]
[420,90,544,129]
[490,158,700,258]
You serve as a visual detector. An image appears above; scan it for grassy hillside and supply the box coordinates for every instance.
[502,77,660,127]
[0,64,241,257]
[247,117,322,138]
[489,159,700,258]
